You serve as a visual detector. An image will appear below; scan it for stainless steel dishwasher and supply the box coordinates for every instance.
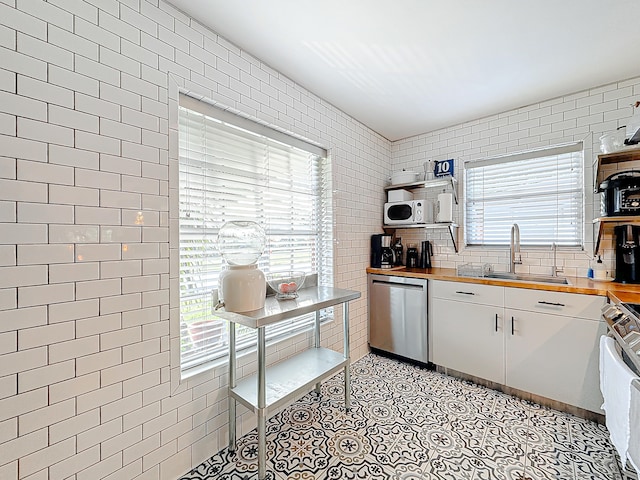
[368,274,428,363]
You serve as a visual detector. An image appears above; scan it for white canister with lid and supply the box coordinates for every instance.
[436,191,453,223]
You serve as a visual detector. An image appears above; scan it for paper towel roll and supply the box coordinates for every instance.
[436,192,453,223]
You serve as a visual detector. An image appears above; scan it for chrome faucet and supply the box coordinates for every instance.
[551,242,564,277]
[509,223,522,273]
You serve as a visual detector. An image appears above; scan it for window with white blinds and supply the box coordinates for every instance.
[464,142,584,247]
[178,94,333,374]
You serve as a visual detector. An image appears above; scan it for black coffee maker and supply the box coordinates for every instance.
[380,235,394,268]
[614,225,640,283]
[371,234,394,269]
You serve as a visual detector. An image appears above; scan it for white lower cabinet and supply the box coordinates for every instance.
[504,287,606,413]
[431,280,607,413]
[431,281,504,384]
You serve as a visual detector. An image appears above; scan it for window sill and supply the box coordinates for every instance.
[463,244,584,252]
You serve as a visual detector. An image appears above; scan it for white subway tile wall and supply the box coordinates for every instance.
[0,1,388,479]
[1,1,638,478]
[391,78,640,277]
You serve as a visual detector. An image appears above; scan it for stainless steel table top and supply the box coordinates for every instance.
[215,286,361,328]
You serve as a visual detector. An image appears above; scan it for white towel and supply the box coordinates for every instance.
[599,335,638,462]
[628,379,640,476]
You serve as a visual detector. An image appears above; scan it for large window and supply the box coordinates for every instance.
[178,94,333,373]
[464,142,584,247]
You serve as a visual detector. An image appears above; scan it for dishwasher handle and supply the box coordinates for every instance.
[371,280,425,290]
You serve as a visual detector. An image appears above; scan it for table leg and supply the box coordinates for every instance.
[228,322,236,451]
[343,302,351,410]
[314,310,321,395]
[257,327,267,480]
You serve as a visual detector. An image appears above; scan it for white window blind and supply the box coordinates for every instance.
[464,142,584,247]
[178,94,332,373]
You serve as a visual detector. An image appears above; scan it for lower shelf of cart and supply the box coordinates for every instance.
[230,347,347,413]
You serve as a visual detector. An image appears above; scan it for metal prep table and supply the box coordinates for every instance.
[215,285,361,480]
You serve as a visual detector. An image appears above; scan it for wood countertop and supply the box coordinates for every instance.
[366,266,640,302]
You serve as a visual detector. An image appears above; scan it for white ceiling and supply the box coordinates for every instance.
[167,0,640,141]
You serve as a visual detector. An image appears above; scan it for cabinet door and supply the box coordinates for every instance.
[505,309,606,413]
[432,298,504,384]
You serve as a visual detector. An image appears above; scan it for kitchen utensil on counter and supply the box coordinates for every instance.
[436,190,453,223]
[406,244,419,268]
[420,240,433,268]
[393,237,404,266]
[390,169,421,185]
[615,224,640,283]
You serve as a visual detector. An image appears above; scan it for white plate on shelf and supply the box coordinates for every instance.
[592,277,614,282]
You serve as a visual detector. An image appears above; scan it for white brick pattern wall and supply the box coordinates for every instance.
[391,78,640,277]
[1,1,638,479]
[0,1,389,479]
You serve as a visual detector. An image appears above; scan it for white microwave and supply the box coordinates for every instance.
[384,199,432,225]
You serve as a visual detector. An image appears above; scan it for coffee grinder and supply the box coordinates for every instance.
[614,224,640,283]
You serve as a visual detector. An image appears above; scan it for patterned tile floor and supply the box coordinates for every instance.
[180,353,634,480]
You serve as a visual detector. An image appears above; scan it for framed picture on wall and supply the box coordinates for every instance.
[434,159,454,177]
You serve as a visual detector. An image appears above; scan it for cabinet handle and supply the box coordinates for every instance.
[455,291,475,295]
[511,316,515,335]
[495,313,498,332]
[537,301,565,307]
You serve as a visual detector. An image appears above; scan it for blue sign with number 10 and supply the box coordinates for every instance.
[434,159,454,177]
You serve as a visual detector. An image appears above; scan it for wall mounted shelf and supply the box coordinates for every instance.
[383,223,459,252]
[593,216,640,255]
[385,176,458,204]
[593,148,640,192]
[382,175,459,252]
[592,149,640,255]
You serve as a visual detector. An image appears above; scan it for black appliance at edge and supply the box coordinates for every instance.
[614,224,640,283]
[371,234,383,268]
[599,171,640,217]
[420,240,433,268]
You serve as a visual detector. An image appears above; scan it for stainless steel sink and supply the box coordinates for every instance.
[484,272,570,285]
